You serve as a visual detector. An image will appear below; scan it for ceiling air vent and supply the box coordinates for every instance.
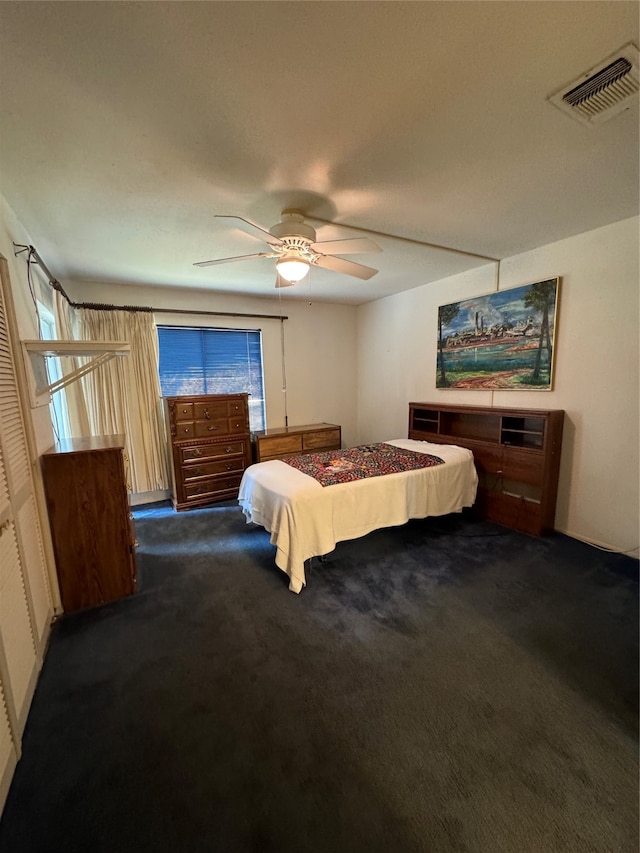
[548,43,639,126]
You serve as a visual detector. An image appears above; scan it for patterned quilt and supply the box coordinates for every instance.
[284,442,444,487]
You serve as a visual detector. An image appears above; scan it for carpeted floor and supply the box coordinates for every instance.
[0,501,637,853]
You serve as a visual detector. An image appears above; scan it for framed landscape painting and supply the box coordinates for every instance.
[436,277,560,390]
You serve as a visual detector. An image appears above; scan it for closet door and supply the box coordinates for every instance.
[0,439,19,809]
[0,257,54,813]
[0,675,16,815]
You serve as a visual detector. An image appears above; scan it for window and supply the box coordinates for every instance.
[37,302,71,440]
[157,326,266,431]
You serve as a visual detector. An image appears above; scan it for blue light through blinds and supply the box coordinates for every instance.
[157,326,265,431]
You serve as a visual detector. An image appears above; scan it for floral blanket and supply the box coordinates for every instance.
[284,442,444,487]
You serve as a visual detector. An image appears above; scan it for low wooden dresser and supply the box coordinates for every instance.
[251,423,341,463]
[164,393,251,511]
[41,434,136,613]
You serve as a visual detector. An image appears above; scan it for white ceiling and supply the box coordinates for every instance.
[0,2,638,306]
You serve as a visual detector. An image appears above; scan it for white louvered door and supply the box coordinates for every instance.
[0,257,53,813]
[0,675,16,814]
[0,435,19,810]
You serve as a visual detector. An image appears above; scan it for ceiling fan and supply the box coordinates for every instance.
[193,209,382,287]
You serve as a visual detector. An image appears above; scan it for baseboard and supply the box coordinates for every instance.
[130,489,170,507]
[556,527,639,560]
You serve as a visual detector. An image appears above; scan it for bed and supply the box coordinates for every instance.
[238,438,478,593]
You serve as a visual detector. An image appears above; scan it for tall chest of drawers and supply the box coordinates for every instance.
[164,393,251,511]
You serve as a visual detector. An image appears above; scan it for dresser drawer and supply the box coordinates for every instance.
[174,422,195,438]
[194,400,230,420]
[194,418,229,438]
[183,456,245,481]
[184,473,244,501]
[228,417,249,434]
[259,434,303,457]
[228,399,246,416]
[174,402,194,421]
[302,428,341,450]
[181,440,246,464]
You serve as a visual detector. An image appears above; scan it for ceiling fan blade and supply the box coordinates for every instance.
[214,215,283,246]
[310,237,381,255]
[314,254,378,280]
[193,252,275,268]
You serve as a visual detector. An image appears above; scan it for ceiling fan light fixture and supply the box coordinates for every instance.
[194,210,383,283]
[276,256,310,283]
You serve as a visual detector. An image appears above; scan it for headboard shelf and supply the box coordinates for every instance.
[408,402,564,536]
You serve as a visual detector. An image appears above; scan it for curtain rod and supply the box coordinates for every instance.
[153,307,287,321]
[14,242,74,301]
[13,243,287,321]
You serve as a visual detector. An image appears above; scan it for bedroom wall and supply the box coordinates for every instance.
[3,188,638,553]
[0,197,56,455]
[1,193,359,504]
[356,215,640,555]
[61,279,359,449]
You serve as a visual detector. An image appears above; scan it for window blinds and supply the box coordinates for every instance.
[157,327,265,431]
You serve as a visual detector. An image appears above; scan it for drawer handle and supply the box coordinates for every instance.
[183,427,191,433]
[208,425,218,432]
[192,449,203,458]
[225,446,233,454]
[181,408,189,414]
[225,463,234,471]
[203,408,210,420]
[192,468,204,477]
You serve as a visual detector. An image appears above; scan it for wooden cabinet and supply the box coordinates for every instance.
[41,435,136,613]
[408,403,564,536]
[164,394,251,511]
[251,423,342,463]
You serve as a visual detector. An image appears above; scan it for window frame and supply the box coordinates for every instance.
[37,301,71,440]
[156,324,267,431]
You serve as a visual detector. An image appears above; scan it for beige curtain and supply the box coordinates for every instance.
[52,298,168,494]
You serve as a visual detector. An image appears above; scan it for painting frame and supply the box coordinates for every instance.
[436,277,560,391]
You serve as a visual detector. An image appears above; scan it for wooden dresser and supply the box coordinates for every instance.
[41,434,136,613]
[164,393,251,511]
[408,403,564,536]
[251,423,341,463]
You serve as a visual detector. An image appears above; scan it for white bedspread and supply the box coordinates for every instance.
[238,439,478,593]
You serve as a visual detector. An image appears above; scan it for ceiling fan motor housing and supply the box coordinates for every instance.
[269,210,316,243]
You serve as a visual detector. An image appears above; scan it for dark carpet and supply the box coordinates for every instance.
[0,501,637,853]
